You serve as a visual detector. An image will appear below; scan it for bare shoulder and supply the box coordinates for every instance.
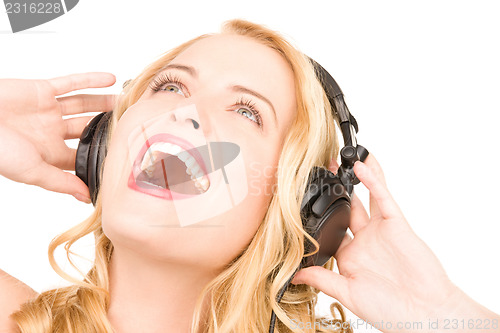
[0,269,39,333]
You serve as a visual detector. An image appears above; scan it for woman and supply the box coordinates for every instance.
[0,19,498,333]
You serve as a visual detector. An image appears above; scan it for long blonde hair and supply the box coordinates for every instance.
[11,19,353,333]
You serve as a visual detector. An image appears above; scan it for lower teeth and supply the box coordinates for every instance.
[142,180,163,189]
[137,174,208,194]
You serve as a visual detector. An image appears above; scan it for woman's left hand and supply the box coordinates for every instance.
[291,153,461,332]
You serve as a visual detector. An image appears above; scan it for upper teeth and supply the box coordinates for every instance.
[140,142,209,192]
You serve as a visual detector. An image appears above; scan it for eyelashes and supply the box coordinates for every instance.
[233,96,263,127]
[148,72,264,128]
[149,72,186,94]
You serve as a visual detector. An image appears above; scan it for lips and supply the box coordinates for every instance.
[128,133,209,200]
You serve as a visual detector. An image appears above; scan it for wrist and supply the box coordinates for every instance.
[427,285,500,333]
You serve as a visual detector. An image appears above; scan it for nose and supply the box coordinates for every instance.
[169,104,201,130]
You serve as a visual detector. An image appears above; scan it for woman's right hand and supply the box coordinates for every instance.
[0,73,116,203]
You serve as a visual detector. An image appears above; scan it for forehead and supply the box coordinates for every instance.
[169,34,297,126]
[174,34,289,76]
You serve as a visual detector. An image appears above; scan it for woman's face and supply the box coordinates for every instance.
[101,34,296,271]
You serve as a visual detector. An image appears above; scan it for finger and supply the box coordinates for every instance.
[335,232,352,256]
[291,266,349,306]
[370,194,383,221]
[361,154,386,219]
[64,115,95,140]
[57,94,117,116]
[362,153,387,186]
[43,140,78,171]
[30,162,91,203]
[51,144,77,171]
[48,72,116,96]
[349,191,370,234]
[353,160,403,220]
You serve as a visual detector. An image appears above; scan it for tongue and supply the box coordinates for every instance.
[136,152,199,194]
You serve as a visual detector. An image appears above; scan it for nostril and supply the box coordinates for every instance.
[191,119,200,129]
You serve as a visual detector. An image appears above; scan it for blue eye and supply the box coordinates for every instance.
[234,97,263,128]
[161,84,183,95]
[149,73,186,96]
[236,107,256,121]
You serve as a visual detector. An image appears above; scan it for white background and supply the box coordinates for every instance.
[1,1,499,331]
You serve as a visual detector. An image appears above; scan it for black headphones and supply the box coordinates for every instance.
[299,57,369,269]
[74,57,368,332]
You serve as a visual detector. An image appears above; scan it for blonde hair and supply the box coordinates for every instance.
[11,19,352,333]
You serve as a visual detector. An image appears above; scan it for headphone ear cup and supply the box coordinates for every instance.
[301,199,351,268]
[75,111,113,206]
[94,114,112,194]
[300,167,351,268]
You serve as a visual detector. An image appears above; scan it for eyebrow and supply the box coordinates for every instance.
[159,63,198,78]
[157,63,278,126]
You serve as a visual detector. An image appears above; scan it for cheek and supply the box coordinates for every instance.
[243,138,281,202]
[247,162,277,201]
[211,120,280,195]
[210,158,278,263]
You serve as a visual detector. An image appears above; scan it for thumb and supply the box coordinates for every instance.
[31,162,92,203]
[329,158,340,174]
[291,266,348,304]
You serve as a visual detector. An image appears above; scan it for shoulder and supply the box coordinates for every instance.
[0,269,39,332]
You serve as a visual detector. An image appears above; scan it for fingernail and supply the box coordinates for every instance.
[74,193,91,204]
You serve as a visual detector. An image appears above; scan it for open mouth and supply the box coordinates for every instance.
[128,134,211,200]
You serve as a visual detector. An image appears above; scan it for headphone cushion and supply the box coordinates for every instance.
[300,167,351,268]
[301,198,351,268]
[75,111,113,205]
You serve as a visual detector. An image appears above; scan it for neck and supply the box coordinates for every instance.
[106,245,215,333]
